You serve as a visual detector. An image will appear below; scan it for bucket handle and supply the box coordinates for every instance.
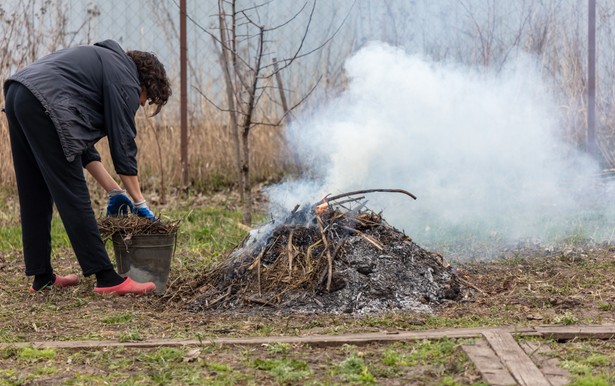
[113,234,133,252]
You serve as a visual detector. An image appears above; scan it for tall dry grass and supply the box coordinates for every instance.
[6,0,615,197]
[115,102,289,197]
[0,0,103,192]
[0,114,12,190]
[0,1,293,197]
[0,106,290,197]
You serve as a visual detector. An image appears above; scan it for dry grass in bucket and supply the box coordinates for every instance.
[97,215,181,240]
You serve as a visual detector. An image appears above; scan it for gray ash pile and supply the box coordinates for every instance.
[187,190,467,314]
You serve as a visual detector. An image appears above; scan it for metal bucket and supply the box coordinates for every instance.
[112,233,176,294]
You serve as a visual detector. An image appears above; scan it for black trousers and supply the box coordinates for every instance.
[5,82,113,277]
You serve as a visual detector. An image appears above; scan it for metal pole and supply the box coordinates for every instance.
[180,0,189,186]
[588,0,596,157]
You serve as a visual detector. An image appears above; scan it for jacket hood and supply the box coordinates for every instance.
[93,39,126,56]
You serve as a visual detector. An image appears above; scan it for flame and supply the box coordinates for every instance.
[315,196,329,214]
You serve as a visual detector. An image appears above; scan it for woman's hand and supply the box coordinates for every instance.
[134,200,157,220]
[106,189,135,216]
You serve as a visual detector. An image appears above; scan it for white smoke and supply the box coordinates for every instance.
[266,42,610,257]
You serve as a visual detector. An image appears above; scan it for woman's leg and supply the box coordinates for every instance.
[5,82,114,277]
[5,83,54,276]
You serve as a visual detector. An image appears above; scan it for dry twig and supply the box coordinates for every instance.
[180,188,479,311]
[98,216,181,240]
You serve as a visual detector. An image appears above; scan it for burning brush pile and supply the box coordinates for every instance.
[188,189,468,314]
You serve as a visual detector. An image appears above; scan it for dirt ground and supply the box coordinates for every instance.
[2,209,615,383]
[3,241,614,343]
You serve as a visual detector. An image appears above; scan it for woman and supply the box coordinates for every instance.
[3,40,172,295]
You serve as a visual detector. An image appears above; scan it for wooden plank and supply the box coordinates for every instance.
[10,323,615,352]
[462,339,516,386]
[483,330,550,386]
[534,325,615,340]
[0,326,534,350]
[519,340,569,386]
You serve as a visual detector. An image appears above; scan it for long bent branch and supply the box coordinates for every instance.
[314,189,417,207]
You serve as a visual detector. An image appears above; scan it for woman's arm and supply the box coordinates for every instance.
[119,174,156,219]
[84,161,121,193]
[118,174,145,204]
[85,160,145,203]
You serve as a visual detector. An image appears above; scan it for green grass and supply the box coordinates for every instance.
[265,342,293,355]
[568,375,611,386]
[337,353,375,383]
[164,206,249,270]
[0,204,251,295]
[0,224,21,251]
[141,347,185,363]
[536,339,615,386]
[16,347,56,362]
[380,339,458,367]
[0,214,81,251]
[118,330,143,342]
[101,311,135,324]
[553,311,580,326]
[251,357,312,383]
[2,194,615,384]
[0,199,250,265]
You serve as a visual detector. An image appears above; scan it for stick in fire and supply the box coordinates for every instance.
[314,188,417,213]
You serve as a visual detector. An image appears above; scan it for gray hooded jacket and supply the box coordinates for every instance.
[3,40,141,175]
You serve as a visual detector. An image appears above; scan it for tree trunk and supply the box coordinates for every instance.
[217,0,244,203]
[240,26,265,226]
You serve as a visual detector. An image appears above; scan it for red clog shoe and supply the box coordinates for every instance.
[29,274,80,292]
[53,274,81,288]
[93,277,156,295]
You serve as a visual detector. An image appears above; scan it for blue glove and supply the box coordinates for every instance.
[134,200,157,220]
[106,190,135,216]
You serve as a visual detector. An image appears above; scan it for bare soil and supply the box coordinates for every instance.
[2,192,615,384]
[2,236,614,342]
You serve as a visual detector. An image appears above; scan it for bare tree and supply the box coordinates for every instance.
[199,0,346,225]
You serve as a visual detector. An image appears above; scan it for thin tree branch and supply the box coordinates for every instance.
[264,2,309,33]
[192,86,232,114]
[270,0,356,73]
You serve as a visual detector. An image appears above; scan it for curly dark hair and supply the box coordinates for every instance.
[126,50,172,116]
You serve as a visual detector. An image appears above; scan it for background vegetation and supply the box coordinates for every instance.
[1,0,615,196]
[2,3,615,383]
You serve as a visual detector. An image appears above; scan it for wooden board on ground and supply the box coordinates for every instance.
[482,330,551,386]
[534,324,615,340]
[462,339,517,386]
[519,340,569,386]
[0,326,535,350]
[4,324,615,351]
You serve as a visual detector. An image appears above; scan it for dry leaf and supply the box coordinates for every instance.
[183,348,201,362]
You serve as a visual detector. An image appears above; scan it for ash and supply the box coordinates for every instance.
[188,201,465,315]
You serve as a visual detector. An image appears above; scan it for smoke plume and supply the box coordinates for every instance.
[266,42,610,258]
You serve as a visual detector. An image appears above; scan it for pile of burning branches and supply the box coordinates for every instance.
[98,215,181,240]
[185,189,468,314]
